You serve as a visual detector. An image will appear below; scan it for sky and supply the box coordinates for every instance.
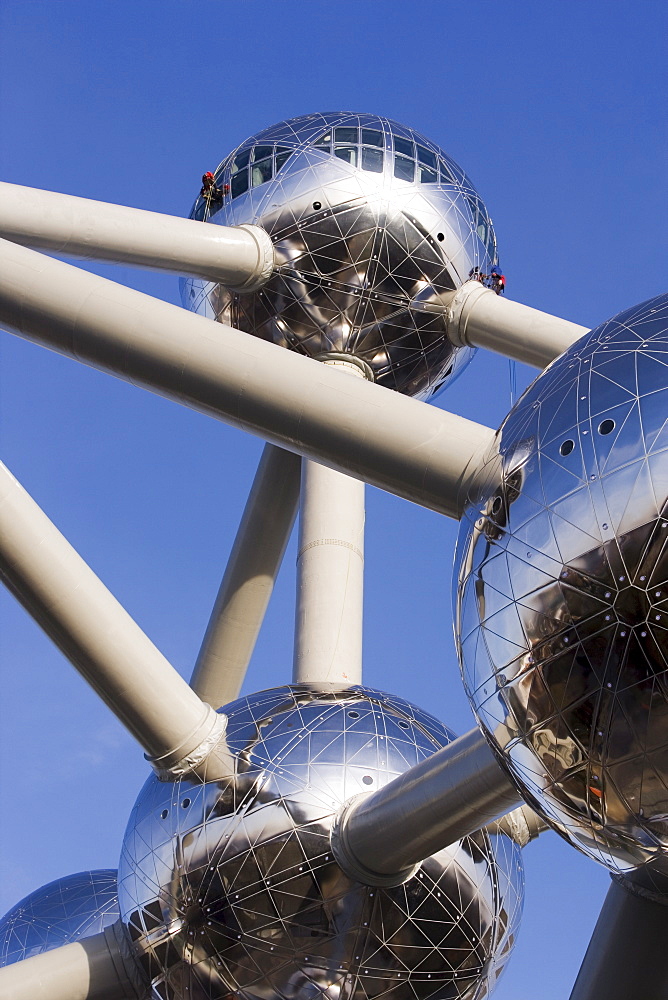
[0,1,666,997]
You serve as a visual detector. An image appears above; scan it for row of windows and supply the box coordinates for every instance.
[207,134,495,256]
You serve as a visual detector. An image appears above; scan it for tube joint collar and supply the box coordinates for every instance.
[331,794,419,888]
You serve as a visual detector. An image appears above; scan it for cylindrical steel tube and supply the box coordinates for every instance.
[0,462,233,780]
[191,444,301,708]
[0,181,274,290]
[446,280,588,368]
[569,875,668,1000]
[293,458,365,687]
[0,238,496,520]
[0,926,142,1000]
[333,727,522,884]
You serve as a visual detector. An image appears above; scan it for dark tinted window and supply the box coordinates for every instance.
[394,136,414,157]
[394,156,415,182]
[251,158,273,187]
[253,145,273,161]
[361,128,383,147]
[275,150,292,172]
[335,146,358,166]
[231,169,249,197]
[335,126,358,144]
[232,148,251,173]
[361,146,383,172]
[418,163,437,183]
[313,132,332,147]
[439,158,457,184]
[416,145,437,169]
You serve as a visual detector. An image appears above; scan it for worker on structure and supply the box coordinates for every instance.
[468,266,485,283]
[200,171,223,202]
[490,265,506,295]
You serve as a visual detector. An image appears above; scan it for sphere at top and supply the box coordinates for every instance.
[0,870,119,967]
[182,112,498,399]
[455,294,668,883]
[119,685,523,1000]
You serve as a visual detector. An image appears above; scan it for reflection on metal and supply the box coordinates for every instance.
[332,727,522,885]
[0,871,119,967]
[183,112,498,400]
[485,805,550,847]
[456,294,668,880]
[118,686,524,1000]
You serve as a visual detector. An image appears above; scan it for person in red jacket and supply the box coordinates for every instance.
[490,265,506,295]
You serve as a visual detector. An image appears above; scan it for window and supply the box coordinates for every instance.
[361,146,383,173]
[394,136,414,158]
[335,146,357,167]
[313,132,332,148]
[361,128,383,148]
[394,155,415,182]
[251,158,273,187]
[275,148,292,172]
[253,145,273,161]
[335,126,358,144]
[416,145,437,169]
[231,148,251,174]
[439,158,457,184]
[231,169,249,197]
[418,163,437,183]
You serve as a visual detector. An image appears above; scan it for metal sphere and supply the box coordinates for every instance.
[0,870,119,966]
[182,112,498,399]
[118,685,523,1000]
[455,294,668,881]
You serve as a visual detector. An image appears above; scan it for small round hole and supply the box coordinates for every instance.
[313,201,321,210]
[398,720,410,729]
[348,710,360,719]
[560,439,575,456]
[437,232,444,241]
[362,775,373,785]
[181,798,191,809]
[598,419,615,435]
[491,496,503,515]
[160,809,168,820]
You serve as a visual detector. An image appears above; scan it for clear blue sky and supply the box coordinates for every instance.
[0,2,665,997]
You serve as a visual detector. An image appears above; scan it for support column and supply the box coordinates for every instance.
[191,444,301,709]
[569,873,668,1000]
[293,360,367,688]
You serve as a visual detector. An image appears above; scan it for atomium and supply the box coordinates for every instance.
[118,686,523,1000]
[182,112,497,399]
[455,293,668,884]
[0,870,119,966]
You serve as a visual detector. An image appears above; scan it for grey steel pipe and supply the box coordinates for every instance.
[191,444,301,708]
[569,874,668,1000]
[0,462,233,782]
[331,727,522,885]
[0,181,274,291]
[445,280,588,368]
[0,923,144,1000]
[0,239,497,520]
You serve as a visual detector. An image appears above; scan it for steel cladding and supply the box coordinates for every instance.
[182,112,497,400]
[455,294,668,882]
[119,686,524,1000]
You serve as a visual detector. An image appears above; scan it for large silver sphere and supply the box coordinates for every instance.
[0,870,118,966]
[119,685,523,1000]
[182,112,498,399]
[455,294,668,883]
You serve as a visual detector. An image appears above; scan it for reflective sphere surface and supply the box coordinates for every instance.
[455,294,668,881]
[119,685,523,1000]
[0,870,119,966]
[182,112,498,399]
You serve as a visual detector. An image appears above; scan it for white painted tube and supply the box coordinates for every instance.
[0,181,274,290]
[0,238,496,520]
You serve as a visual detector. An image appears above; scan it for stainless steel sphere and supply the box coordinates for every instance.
[182,112,498,400]
[0,870,119,966]
[455,294,668,882]
[118,685,524,1000]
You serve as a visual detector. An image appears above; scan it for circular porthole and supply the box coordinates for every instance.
[560,439,575,456]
